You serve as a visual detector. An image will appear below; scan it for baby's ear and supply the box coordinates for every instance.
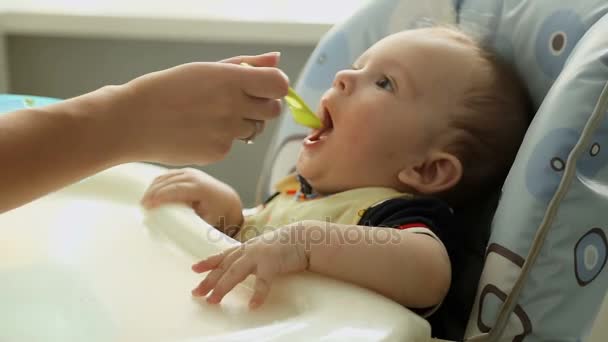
[397,152,462,195]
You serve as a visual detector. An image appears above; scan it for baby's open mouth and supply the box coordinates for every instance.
[306,107,334,142]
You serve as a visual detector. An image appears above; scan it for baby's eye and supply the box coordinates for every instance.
[376,76,394,92]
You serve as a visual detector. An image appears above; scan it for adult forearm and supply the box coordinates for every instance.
[0,54,289,214]
[0,86,128,213]
[301,221,451,308]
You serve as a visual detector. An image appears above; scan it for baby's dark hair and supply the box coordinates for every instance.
[432,27,533,206]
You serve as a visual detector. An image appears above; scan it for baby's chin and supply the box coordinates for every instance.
[294,161,312,182]
[296,156,357,194]
[295,162,325,191]
[295,170,345,195]
[295,154,311,176]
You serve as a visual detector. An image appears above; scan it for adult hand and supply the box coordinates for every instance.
[0,53,288,213]
[107,52,289,165]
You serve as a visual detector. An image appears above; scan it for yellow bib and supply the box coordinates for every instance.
[236,174,412,241]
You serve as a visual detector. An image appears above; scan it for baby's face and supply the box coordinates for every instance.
[296,28,477,194]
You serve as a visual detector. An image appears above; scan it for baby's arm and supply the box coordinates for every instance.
[302,221,451,309]
[141,168,243,234]
[191,220,450,310]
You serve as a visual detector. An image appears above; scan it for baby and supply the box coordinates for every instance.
[141,26,530,340]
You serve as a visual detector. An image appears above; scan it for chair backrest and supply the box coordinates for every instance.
[256,0,608,340]
[459,0,608,341]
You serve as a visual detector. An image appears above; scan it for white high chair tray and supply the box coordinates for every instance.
[0,163,431,342]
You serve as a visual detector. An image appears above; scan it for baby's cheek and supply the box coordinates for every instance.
[339,127,373,150]
[344,116,379,143]
[341,131,378,163]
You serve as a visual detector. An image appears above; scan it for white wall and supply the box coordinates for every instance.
[7,34,315,207]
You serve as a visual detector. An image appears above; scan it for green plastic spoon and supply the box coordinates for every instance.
[284,87,323,129]
[241,63,323,129]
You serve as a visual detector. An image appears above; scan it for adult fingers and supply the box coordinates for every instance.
[220,52,281,67]
[239,66,289,99]
[235,119,266,141]
[241,97,282,121]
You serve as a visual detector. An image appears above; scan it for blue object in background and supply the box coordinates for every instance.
[0,94,61,114]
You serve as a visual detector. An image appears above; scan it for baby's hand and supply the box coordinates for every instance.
[191,225,309,308]
[141,168,243,231]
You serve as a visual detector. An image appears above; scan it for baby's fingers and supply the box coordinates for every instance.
[152,169,187,183]
[145,181,203,209]
[192,250,232,273]
[192,247,241,297]
[192,261,226,297]
[141,171,186,207]
[207,257,253,304]
[249,269,274,309]
[192,245,242,273]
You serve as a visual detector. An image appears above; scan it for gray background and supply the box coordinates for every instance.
[7,35,315,207]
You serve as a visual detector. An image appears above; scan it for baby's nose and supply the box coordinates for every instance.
[333,70,355,94]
